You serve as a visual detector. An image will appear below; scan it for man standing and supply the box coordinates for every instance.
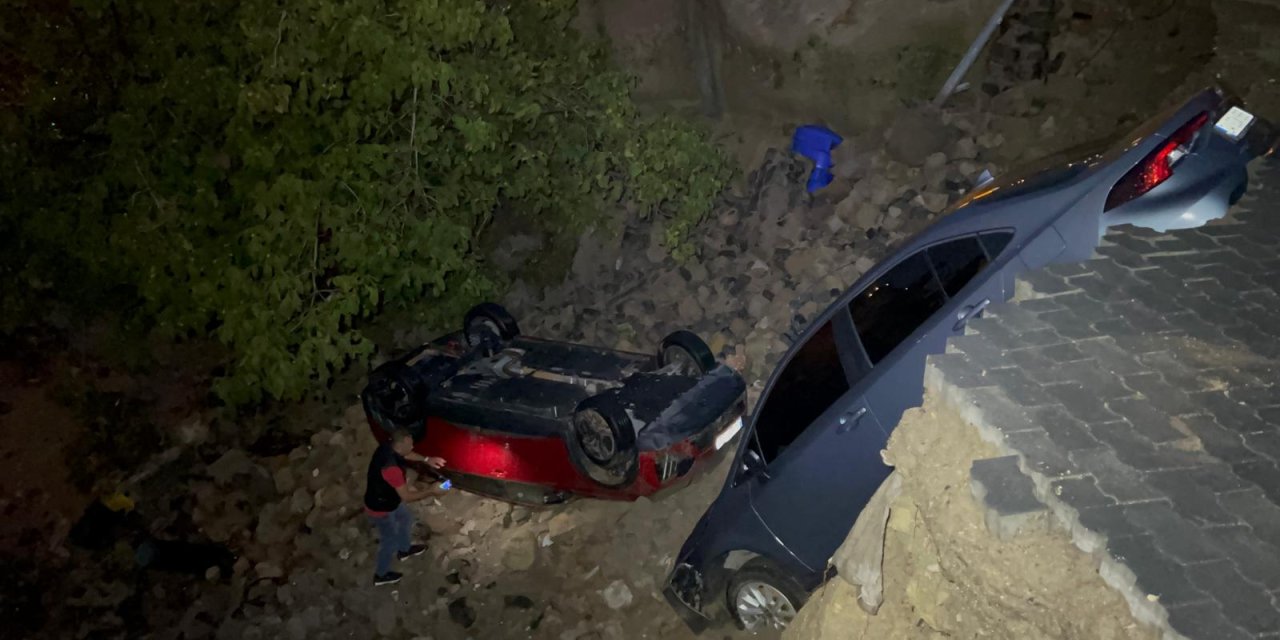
[364,428,445,586]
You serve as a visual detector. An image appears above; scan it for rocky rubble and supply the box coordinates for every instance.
[501,110,999,392]
[33,101,1015,640]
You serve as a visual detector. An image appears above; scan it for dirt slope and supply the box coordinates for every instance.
[786,395,1156,640]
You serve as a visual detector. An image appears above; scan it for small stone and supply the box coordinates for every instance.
[273,468,295,495]
[953,137,978,160]
[501,536,536,572]
[915,192,950,213]
[504,595,535,609]
[448,598,477,628]
[255,562,284,579]
[825,214,845,233]
[205,566,221,582]
[600,580,633,610]
[677,296,703,324]
[855,203,880,229]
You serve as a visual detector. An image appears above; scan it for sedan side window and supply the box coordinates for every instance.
[752,320,849,463]
[850,252,946,364]
[980,230,1014,258]
[927,236,989,296]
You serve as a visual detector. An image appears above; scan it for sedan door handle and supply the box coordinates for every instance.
[836,407,868,434]
[954,298,991,331]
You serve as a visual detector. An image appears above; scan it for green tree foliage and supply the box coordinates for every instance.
[1,0,731,404]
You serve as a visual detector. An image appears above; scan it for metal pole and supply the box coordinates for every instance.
[933,0,1018,106]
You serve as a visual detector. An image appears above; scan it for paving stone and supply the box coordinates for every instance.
[1185,561,1280,635]
[970,456,1049,540]
[945,334,1011,372]
[1077,504,1146,540]
[1029,405,1102,452]
[1074,339,1149,377]
[1186,463,1255,494]
[1243,431,1280,461]
[983,304,1055,333]
[1106,534,1211,607]
[1218,490,1280,546]
[1051,476,1115,510]
[1021,269,1078,295]
[1204,525,1280,591]
[1108,301,1179,334]
[1044,292,1111,318]
[926,353,995,390]
[1162,312,1231,344]
[1107,233,1159,255]
[1144,470,1240,526]
[1179,414,1260,464]
[1091,316,1141,338]
[1110,334,1174,355]
[1131,264,1187,288]
[1194,391,1271,434]
[1002,430,1076,479]
[1016,296,1064,314]
[1046,383,1121,424]
[1121,372,1199,415]
[1165,601,1255,640]
[1104,397,1186,444]
[1226,385,1280,410]
[958,386,1040,435]
[1045,261,1095,277]
[981,368,1058,408]
[1148,235,1200,253]
[1233,462,1280,504]
[1098,245,1154,270]
[1038,342,1090,363]
[1068,447,1163,503]
[1119,501,1226,564]
[1088,421,1206,472]
[1145,254,1202,280]
[1036,309,1100,339]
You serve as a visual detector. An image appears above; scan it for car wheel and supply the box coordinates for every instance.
[463,302,520,350]
[727,559,807,633]
[657,330,716,375]
[363,364,428,435]
[570,395,637,486]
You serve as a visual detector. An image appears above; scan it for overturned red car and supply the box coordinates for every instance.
[362,303,747,504]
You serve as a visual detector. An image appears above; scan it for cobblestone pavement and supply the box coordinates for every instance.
[927,161,1280,640]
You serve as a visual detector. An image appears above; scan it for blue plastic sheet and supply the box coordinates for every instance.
[791,125,843,193]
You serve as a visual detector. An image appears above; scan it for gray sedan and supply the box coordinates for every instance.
[664,87,1274,633]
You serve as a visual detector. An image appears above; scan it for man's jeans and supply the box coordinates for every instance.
[369,504,413,575]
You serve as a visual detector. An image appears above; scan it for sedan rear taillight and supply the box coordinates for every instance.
[1105,111,1210,211]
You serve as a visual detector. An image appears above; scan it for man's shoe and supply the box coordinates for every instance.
[373,571,403,586]
[398,544,427,561]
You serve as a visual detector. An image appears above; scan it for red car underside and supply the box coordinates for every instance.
[370,416,717,502]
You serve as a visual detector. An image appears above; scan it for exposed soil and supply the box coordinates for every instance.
[786,395,1158,640]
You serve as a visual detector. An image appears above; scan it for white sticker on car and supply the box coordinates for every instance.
[715,417,743,450]
[1215,106,1255,141]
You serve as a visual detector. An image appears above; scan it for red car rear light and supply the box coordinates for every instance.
[1105,111,1210,211]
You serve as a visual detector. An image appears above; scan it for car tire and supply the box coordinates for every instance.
[363,363,428,437]
[570,395,637,486]
[726,559,807,633]
[657,330,716,375]
[463,302,520,351]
